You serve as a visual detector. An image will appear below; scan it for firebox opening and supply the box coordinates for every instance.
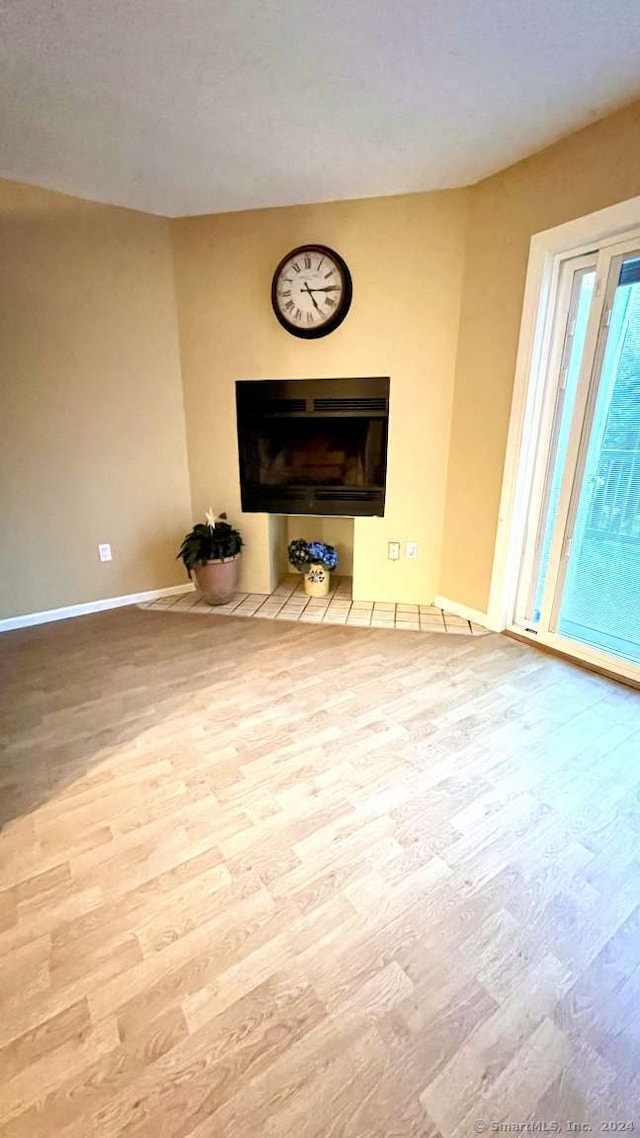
[258,418,384,488]
[236,377,389,517]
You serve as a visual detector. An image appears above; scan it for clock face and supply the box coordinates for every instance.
[271,245,352,339]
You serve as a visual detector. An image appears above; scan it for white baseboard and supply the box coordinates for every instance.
[0,583,194,633]
[433,595,499,632]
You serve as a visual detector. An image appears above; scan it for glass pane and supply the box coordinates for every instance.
[528,269,595,623]
[556,255,640,663]
[253,418,386,488]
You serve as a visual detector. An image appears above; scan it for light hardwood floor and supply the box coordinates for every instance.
[0,607,639,1137]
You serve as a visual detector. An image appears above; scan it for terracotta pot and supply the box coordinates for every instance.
[303,563,331,597]
[192,555,240,605]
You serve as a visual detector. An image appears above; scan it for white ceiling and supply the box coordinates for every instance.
[2,0,640,218]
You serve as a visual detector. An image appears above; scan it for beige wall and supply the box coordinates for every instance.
[5,98,640,623]
[170,190,469,603]
[0,179,192,619]
[440,99,640,613]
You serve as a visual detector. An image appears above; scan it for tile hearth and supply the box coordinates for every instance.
[142,575,489,636]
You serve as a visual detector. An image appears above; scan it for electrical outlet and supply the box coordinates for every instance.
[406,542,418,560]
[98,543,112,562]
[388,541,400,561]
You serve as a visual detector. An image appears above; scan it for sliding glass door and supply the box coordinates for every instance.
[553,250,640,662]
[515,239,640,672]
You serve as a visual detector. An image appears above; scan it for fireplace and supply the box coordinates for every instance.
[236,377,389,516]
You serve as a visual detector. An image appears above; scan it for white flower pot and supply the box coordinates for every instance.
[303,563,330,597]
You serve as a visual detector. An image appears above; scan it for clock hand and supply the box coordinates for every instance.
[302,282,322,313]
[306,286,341,293]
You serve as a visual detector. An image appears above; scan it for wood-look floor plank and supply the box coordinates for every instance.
[1,605,639,1136]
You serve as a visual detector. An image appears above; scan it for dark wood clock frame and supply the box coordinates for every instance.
[271,244,353,340]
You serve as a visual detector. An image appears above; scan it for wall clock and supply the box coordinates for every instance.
[271,244,353,339]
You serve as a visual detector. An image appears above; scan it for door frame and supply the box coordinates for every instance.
[488,194,640,685]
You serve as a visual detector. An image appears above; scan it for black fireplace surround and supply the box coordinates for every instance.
[236,377,389,517]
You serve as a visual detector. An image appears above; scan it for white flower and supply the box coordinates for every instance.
[205,507,220,528]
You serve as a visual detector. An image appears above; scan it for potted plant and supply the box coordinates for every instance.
[288,539,338,597]
[178,510,243,605]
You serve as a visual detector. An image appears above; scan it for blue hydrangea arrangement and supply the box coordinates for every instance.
[287,539,338,572]
[308,541,338,571]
